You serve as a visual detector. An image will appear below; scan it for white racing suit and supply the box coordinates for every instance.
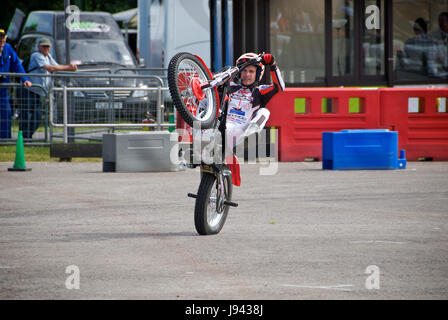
[224,63,285,156]
[198,63,285,165]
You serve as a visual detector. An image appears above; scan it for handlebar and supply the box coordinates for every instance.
[201,52,265,89]
[203,67,237,88]
[201,53,265,90]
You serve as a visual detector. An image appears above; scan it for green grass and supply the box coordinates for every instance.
[4,121,175,162]
[11,123,107,134]
[0,146,101,162]
[0,146,50,162]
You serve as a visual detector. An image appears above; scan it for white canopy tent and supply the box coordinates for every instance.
[112,8,138,27]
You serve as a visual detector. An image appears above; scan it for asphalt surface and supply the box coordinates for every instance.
[0,161,447,300]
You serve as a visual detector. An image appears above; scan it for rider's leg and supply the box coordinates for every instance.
[243,108,270,138]
[201,128,222,164]
[233,108,271,147]
[225,122,245,158]
[201,108,271,162]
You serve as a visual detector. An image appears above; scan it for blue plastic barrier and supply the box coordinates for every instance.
[322,129,406,170]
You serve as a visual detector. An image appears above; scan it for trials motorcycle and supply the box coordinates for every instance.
[168,52,268,235]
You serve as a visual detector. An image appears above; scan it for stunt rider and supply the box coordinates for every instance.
[224,52,285,157]
[198,52,285,185]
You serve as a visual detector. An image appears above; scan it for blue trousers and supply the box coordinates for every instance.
[0,87,12,139]
[18,90,42,139]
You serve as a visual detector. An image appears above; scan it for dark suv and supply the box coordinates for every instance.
[13,11,157,123]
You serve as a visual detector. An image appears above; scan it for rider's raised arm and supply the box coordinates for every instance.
[258,54,285,107]
[268,63,286,93]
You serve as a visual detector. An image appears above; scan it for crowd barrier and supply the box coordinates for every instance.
[266,87,448,161]
[0,82,49,143]
[0,72,174,144]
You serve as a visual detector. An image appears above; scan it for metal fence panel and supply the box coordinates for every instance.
[0,72,174,144]
[0,82,48,143]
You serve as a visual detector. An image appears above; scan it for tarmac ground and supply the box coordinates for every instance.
[0,161,447,300]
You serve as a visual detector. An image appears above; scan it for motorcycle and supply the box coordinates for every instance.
[168,52,266,235]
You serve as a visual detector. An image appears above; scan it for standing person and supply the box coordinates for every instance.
[403,18,439,76]
[430,12,448,44]
[0,28,32,139]
[429,12,448,75]
[22,37,77,139]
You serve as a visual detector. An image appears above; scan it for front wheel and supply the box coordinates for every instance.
[194,172,233,235]
[168,52,218,129]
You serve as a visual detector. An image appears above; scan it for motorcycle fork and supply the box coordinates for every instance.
[187,83,238,208]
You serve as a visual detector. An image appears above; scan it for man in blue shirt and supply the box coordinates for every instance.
[0,28,32,139]
[22,37,77,138]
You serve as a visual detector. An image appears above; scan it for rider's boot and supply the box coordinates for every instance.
[236,108,271,146]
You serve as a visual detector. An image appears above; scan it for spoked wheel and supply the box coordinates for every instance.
[168,52,218,129]
[194,172,233,235]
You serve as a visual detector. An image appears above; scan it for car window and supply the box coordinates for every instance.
[17,37,39,60]
[55,14,122,40]
[56,39,136,66]
[22,12,54,35]
[17,37,56,61]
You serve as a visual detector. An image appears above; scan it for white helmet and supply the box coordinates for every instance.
[236,52,265,84]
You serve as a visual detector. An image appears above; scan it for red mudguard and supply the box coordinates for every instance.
[225,155,241,187]
[194,54,220,117]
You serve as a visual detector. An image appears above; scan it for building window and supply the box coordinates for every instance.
[332,0,355,77]
[394,0,448,81]
[363,0,385,76]
[270,0,326,84]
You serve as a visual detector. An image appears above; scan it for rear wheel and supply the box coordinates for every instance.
[194,172,232,235]
[168,52,218,129]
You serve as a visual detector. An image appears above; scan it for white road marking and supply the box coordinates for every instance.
[281,284,353,291]
[350,240,406,244]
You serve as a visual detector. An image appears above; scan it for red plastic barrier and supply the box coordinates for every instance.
[266,88,381,161]
[380,88,448,160]
[177,87,448,161]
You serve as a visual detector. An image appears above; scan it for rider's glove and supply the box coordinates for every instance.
[261,54,275,66]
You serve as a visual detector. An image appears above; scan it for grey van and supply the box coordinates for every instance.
[12,11,155,122]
